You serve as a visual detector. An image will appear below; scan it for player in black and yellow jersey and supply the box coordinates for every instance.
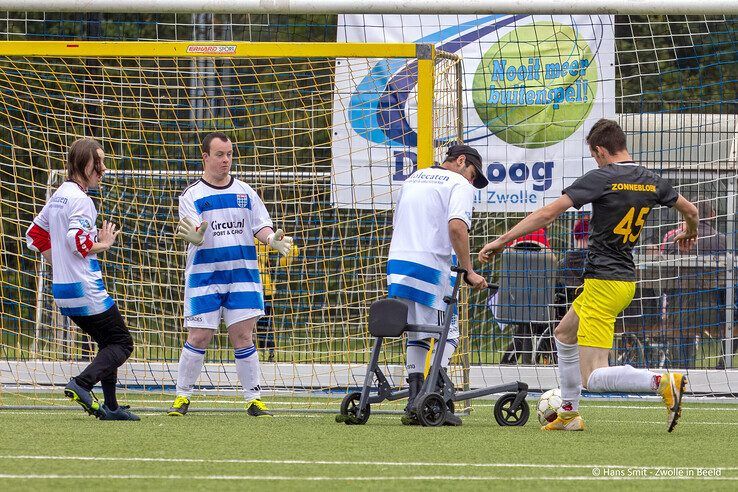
[479,118,699,432]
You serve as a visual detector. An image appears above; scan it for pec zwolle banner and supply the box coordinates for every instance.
[332,14,615,211]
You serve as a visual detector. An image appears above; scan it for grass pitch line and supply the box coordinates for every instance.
[472,403,738,412]
[1,411,736,426]
[10,398,738,411]
[2,411,736,426]
[1,455,736,472]
[34,397,333,406]
[584,405,738,412]
[0,474,736,482]
[601,419,738,426]
[0,411,168,417]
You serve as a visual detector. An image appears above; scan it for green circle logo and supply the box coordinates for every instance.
[472,22,598,148]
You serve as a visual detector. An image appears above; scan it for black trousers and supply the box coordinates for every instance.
[69,304,133,391]
[256,302,274,350]
[501,322,554,365]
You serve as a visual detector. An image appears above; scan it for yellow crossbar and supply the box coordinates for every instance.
[0,41,426,59]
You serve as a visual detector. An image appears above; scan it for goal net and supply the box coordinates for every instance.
[0,41,465,409]
[1,13,737,409]
[332,13,738,397]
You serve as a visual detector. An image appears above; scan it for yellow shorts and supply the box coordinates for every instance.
[572,278,635,349]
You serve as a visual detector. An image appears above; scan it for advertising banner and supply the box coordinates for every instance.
[332,14,615,211]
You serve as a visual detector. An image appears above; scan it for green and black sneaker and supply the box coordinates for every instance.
[64,378,106,419]
[167,395,190,416]
[246,399,273,417]
[100,404,141,421]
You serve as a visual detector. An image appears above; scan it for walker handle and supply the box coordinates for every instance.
[450,265,468,283]
[451,266,476,287]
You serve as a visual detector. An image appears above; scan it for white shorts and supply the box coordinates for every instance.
[397,298,458,342]
[184,288,265,330]
[184,308,263,330]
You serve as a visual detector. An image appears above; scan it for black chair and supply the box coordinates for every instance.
[494,249,558,365]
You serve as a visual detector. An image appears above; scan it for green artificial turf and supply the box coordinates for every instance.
[0,396,736,491]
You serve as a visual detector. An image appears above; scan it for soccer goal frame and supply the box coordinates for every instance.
[0,41,443,171]
[0,39,471,408]
[0,0,732,15]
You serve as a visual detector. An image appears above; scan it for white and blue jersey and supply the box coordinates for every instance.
[180,177,273,328]
[388,166,474,312]
[26,181,114,317]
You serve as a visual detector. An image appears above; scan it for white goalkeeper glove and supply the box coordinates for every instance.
[176,217,208,246]
[267,229,293,257]
[278,244,300,267]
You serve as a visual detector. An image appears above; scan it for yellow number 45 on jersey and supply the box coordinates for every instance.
[613,206,650,243]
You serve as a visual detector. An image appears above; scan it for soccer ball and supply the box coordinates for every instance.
[537,388,563,425]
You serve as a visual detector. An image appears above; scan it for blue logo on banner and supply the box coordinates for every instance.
[348,14,529,149]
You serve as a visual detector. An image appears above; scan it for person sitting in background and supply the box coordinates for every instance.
[493,228,558,365]
[557,217,590,309]
[661,199,726,254]
[661,198,727,369]
[559,218,590,286]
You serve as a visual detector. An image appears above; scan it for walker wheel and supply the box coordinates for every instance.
[338,392,370,425]
[417,393,447,427]
[493,392,529,426]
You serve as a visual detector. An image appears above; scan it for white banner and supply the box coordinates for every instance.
[332,14,615,212]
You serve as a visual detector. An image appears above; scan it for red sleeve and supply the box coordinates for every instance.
[27,223,51,253]
[74,229,94,258]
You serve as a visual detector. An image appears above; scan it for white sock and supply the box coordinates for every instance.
[555,338,582,412]
[439,339,458,368]
[406,339,430,374]
[235,345,261,401]
[587,365,661,393]
[176,342,205,398]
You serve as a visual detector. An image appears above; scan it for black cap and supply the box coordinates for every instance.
[446,144,488,189]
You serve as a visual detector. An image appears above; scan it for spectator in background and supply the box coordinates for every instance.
[488,229,553,325]
[492,228,558,365]
[508,228,551,251]
[558,217,590,299]
[661,198,727,368]
[662,199,726,254]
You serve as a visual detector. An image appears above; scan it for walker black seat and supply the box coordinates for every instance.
[368,299,409,337]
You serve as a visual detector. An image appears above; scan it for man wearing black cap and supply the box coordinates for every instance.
[387,143,488,426]
[445,144,489,190]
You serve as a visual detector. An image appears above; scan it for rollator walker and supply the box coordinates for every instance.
[336,266,530,426]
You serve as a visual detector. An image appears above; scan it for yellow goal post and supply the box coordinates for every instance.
[0,40,466,410]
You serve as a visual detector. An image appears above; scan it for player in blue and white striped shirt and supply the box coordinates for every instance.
[168,133,293,418]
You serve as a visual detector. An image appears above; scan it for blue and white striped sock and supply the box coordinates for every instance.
[234,345,261,401]
[176,342,206,398]
[184,341,206,355]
